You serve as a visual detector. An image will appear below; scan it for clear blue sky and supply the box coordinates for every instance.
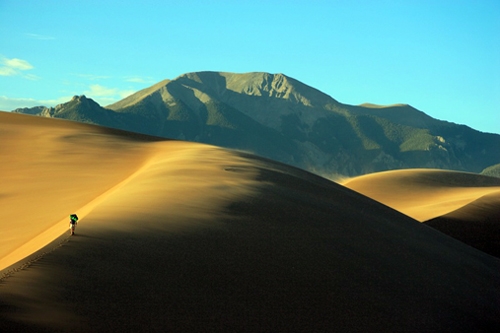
[1,0,499,134]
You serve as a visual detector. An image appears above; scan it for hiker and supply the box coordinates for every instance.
[69,214,79,235]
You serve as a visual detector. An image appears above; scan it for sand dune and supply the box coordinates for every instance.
[342,169,500,222]
[342,169,500,258]
[425,190,500,258]
[1,112,499,332]
[0,113,158,270]
[343,169,500,257]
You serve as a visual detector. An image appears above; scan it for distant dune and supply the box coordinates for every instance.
[426,191,500,258]
[342,169,500,257]
[342,169,500,221]
[1,112,499,332]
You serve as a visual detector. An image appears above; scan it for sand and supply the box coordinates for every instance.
[342,169,500,257]
[1,112,499,332]
[0,113,156,270]
[342,169,500,222]
[425,191,500,258]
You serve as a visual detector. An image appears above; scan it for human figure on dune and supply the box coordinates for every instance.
[69,214,78,236]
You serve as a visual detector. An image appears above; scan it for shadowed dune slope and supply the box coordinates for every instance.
[426,191,500,258]
[1,113,499,332]
[342,170,500,258]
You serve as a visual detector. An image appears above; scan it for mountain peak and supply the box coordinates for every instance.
[60,94,100,109]
[107,71,339,112]
[71,95,87,101]
[172,71,339,107]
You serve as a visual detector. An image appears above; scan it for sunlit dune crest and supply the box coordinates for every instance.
[342,169,500,257]
[342,169,500,222]
[1,112,499,332]
[425,190,500,258]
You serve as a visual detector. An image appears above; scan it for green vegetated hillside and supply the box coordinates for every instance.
[13,71,500,177]
[481,163,500,178]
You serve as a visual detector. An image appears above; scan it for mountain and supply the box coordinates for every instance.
[13,71,500,177]
[16,95,119,128]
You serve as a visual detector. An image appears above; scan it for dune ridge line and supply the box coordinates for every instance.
[342,168,500,221]
[0,147,157,271]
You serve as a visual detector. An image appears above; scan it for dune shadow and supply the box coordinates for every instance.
[68,233,94,239]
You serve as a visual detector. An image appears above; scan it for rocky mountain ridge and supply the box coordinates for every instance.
[13,71,500,178]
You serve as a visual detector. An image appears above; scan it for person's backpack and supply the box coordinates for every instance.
[70,214,79,223]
